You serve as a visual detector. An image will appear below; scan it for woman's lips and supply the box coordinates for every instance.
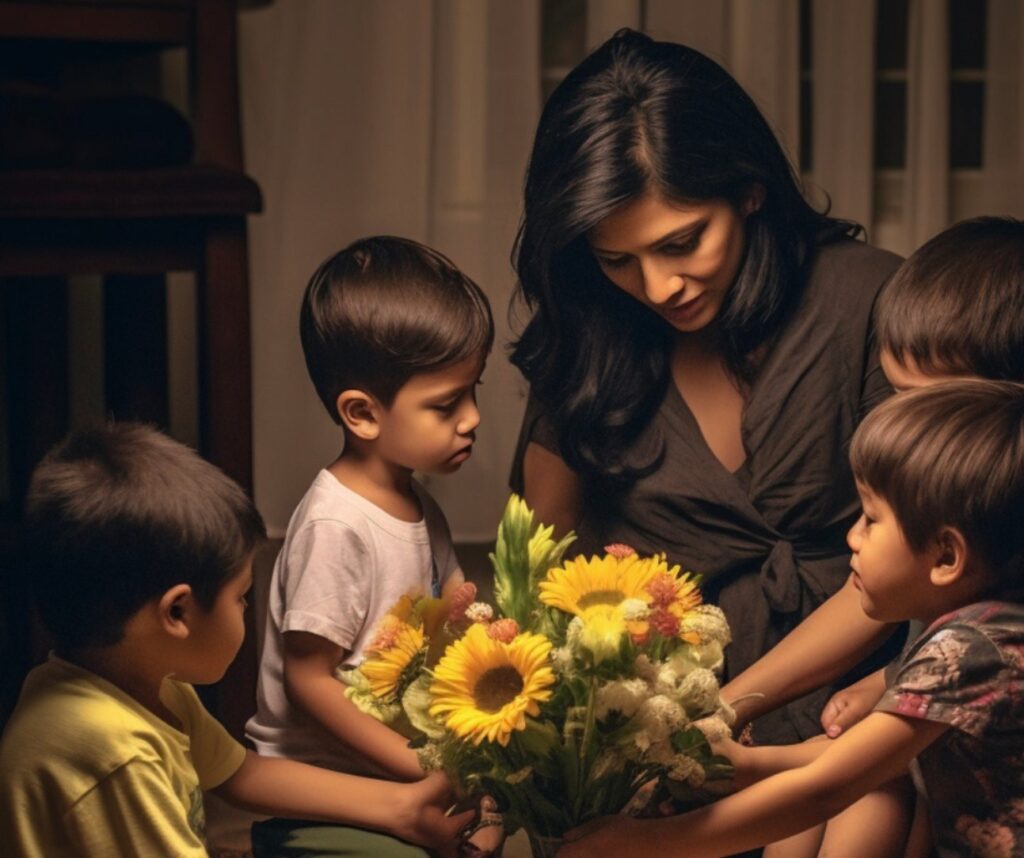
[664,291,705,323]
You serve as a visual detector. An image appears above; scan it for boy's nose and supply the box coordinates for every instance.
[458,402,480,435]
[847,516,864,550]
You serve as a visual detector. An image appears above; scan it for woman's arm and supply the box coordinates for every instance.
[521,442,583,538]
[560,712,948,858]
[215,753,471,850]
[721,580,896,727]
[283,630,423,781]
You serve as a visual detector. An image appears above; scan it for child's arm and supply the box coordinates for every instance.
[283,630,424,781]
[560,711,948,858]
[214,752,472,851]
[721,580,896,727]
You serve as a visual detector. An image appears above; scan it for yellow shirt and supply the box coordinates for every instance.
[0,656,246,857]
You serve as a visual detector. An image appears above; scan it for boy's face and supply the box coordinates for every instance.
[376,354,484,475]
[180,558,253,684]
[847,483,934,623]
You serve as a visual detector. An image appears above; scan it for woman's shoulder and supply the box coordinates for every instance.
[801,238,903,315]
[807,237,903,289]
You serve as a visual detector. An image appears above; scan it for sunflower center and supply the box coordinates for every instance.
[576,589,626,610]
[473,665,524,713]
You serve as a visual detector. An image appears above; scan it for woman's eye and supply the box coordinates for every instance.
[596,255,629,269]
[663,237,699,255]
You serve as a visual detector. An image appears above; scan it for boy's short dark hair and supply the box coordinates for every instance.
[300,235,494,423]
[850,380,1024,583]
[24,423,266,652]
[876,216,1024,380]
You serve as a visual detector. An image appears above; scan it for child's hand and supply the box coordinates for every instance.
[820,668,886,738]
[394,772,474,852]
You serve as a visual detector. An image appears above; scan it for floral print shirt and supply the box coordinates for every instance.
[876,601,1024,857]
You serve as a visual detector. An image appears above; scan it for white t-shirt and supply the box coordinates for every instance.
[246,470,460,775]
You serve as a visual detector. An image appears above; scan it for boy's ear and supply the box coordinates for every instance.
[929,526,968,588]
[336,389,382,440]
[158,584,195,639]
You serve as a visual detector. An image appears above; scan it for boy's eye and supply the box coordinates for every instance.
[431,402,457,415]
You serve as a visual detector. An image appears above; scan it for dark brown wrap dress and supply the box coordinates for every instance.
[512,239,904,744]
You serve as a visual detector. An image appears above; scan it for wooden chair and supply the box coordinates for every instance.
[0,0,262,736]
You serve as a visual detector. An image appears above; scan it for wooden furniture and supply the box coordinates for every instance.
[0,0,262,735]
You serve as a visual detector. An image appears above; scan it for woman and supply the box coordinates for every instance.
[509,29,902,745]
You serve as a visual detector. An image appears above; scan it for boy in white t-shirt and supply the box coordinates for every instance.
[247,236,495,856]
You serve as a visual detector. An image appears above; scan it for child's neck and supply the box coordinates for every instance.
[65,644,181,729]
[329,452,421,523]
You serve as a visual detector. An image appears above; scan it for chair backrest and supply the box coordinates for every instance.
[0,0,242,168]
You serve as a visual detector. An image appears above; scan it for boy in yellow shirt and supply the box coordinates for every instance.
[0,423,471,856]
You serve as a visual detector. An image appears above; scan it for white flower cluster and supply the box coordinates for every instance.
[679,605,731,646]
[465,602,494,623]
[587,635,735,789]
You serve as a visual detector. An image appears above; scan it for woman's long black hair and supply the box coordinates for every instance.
[510,29,860,481]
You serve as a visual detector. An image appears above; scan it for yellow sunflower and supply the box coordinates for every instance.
[361,622,425,700]
[429,623,555,746]
[539,553,660,616]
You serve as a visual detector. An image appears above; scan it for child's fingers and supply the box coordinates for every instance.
[820,694,847,735]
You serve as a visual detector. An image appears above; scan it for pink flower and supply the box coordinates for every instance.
[649,607,680,638]
[646,573,679,609]
[605,543,637,559]
[447,581,477,624]
[486,618,520,643]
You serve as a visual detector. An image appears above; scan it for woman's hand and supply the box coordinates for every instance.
[820,668,887,738]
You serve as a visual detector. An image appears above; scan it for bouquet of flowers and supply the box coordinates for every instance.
[341,496,734,856]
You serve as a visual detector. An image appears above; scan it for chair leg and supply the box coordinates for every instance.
[196,218,253,495]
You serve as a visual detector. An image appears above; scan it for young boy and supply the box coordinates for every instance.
[0,423,472,856]
[245,236,495,855]
[562,379,1024,856]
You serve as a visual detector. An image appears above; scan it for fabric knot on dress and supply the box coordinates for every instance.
[758,539,800,613]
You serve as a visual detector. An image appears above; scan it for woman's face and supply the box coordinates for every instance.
[588,192,749,335]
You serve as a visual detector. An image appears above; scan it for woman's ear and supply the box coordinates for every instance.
[741,183,766,217]
[158,584,195,639]
[929,526,968,588]
[336,389,381,440]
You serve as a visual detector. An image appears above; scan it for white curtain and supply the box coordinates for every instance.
[239,1,540,540]
[237,0,1022,539]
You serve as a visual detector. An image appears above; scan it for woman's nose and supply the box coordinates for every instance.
[640,261,685,306]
